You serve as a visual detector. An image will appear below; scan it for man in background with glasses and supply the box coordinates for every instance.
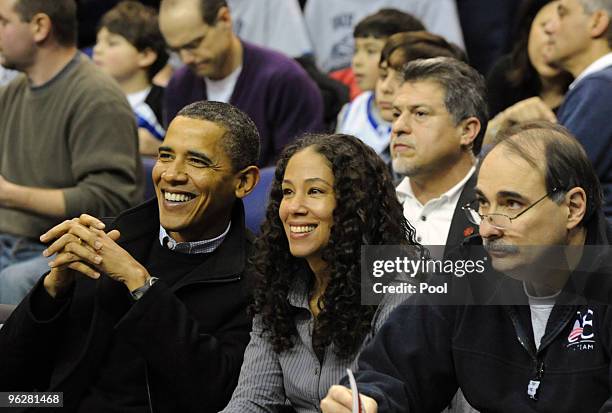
[322,121,612,413]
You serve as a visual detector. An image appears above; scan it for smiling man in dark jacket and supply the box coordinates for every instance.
[321,121,612,413]
[0,101,260,413]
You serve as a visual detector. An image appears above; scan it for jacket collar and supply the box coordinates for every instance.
[107,198,251,282]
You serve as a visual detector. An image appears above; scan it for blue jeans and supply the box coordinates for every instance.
[0,234,50,305]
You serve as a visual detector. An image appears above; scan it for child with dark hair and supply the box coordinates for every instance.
[330,8,425,100]
[93,1,169,155]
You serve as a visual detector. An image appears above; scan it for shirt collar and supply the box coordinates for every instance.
[396,166,476,205]
[158,221,231,254]
[569,52,612,89]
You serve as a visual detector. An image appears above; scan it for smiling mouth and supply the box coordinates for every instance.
[163,191,197,203]
[290,224,317,234]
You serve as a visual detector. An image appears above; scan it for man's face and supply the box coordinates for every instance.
[152,116,239,242]
[352,36,386,91]
[159,0,232,80]
[390,80,464,177]
[0,0,35,71]
[476,145,569,278]
[543,0,593,68]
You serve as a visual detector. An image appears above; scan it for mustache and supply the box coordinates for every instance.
[483,239,520,254]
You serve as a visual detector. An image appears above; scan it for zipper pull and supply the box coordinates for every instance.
[527,360,545,400]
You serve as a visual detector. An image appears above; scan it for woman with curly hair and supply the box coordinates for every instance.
[220,133,418,412]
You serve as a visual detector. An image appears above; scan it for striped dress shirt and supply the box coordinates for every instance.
[220,273,400,413]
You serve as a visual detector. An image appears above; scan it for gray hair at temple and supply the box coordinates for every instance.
[488,121,603,226]
[177,101,260,171]
[401,57,488,155]
[578,0,612,46]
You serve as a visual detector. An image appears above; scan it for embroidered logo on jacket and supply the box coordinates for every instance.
[567,309,595,350]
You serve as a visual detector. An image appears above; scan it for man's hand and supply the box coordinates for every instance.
[320,385,378,413]
[40,214,150,294]
[500,96,557,125]
[484,97,557,145]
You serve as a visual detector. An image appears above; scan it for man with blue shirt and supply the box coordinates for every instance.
[0,101,260,413]
[543,0,612,219]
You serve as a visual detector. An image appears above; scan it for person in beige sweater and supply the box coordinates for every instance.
[0,0,142,304]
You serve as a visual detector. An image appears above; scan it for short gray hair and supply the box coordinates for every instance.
[578,0,612,46]
[177,101,260,171]
[402,57,488,155]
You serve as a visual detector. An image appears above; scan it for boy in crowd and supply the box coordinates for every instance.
[331,8,424,100]
[94,1,169,156]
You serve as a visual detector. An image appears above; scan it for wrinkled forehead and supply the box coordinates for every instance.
[477,143,547,198]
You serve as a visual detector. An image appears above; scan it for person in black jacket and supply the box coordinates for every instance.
[321,121,612,413]
[0,101,260,413]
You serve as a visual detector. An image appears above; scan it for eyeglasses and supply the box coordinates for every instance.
[171,33,207,54]
[462,188,560,230]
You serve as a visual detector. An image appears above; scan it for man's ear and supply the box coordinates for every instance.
[234,166,260,199]
[215,5,232,30]
[564,187,587,230]
[138,48,158,71]
[458,116,481,148]
[590,9,611,39]
[30,12,52,43]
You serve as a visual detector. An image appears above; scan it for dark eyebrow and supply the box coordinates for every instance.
[158,146,173,153]
[475,188,529,202]
[497,190,528,201]
[186,150,213,165]
[282,178,332,186]
[168,34,205,51]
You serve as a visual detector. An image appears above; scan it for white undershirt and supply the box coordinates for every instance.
[524,283,561,350]
[396,167,475,248]
[204,65,243,103]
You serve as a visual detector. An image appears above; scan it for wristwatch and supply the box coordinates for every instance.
[130,276,159,301]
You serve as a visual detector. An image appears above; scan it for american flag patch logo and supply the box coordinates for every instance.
[566,309,595,350]
[567,319,583,343]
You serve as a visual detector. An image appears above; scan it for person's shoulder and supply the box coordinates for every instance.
[66,56,130,105]
[243,41,306,79]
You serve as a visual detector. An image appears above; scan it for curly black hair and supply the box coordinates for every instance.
[251,133,418,359]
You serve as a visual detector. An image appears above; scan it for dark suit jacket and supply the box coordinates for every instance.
[0,199,254,413]
[444,172,478,257]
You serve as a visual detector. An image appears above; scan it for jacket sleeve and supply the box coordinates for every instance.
[558,77,612,181]
[349,303,459,413]
[114,280,252,413]
[220,315,288,413]
[0,276,72,390]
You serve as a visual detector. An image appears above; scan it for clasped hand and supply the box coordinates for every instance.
[39,214,149,297]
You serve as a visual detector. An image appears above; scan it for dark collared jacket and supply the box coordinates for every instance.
[349,211,612,413]
[0,199,254,412]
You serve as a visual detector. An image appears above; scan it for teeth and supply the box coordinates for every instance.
[164,192,194,202]
[290,225,316,234]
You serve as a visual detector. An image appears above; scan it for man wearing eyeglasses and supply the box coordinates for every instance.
[322,121,612,413]
[159,0,324,167]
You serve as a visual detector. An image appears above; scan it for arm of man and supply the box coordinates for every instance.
[219,315,288,413]
[557,77,612,180]
[114,279,252,412]
[0,176,66,217]
[322,303,459,413]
